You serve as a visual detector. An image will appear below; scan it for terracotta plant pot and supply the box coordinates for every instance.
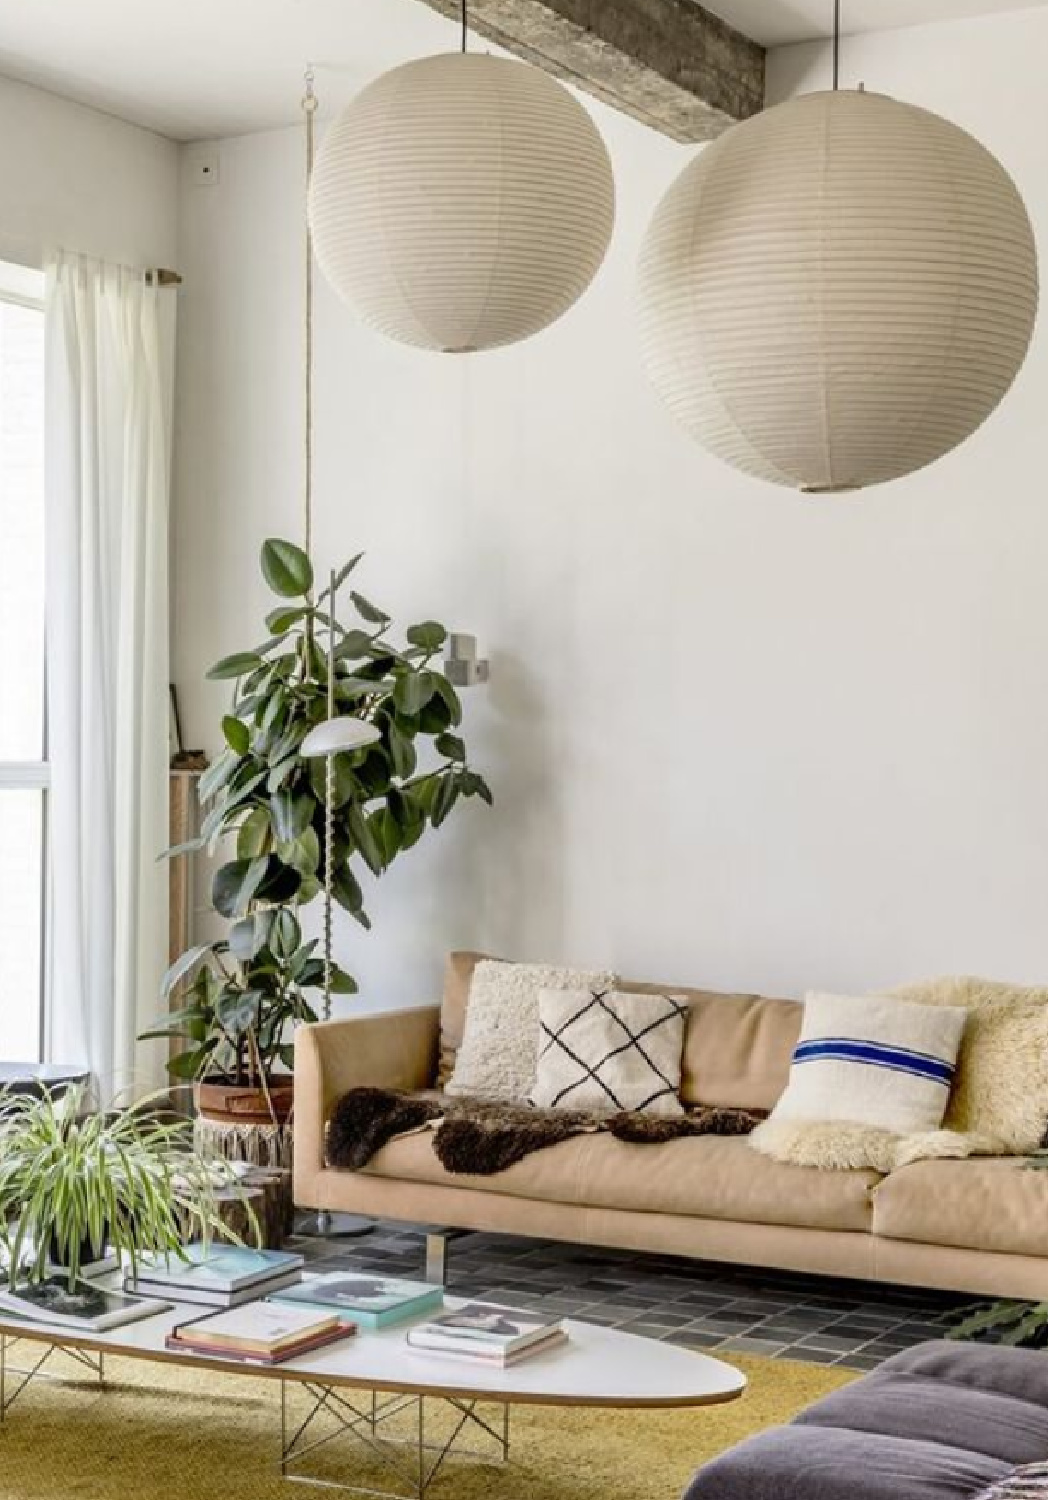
[194,1077,294,1126]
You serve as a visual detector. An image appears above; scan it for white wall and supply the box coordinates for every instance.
[0,73,177,270]
[173,7,1048,1016]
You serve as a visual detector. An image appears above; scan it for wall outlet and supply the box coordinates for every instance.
[185,148,220,187]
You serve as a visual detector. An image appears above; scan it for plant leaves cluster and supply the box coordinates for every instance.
[145,539,491,1089]
[0,1087,255,1290]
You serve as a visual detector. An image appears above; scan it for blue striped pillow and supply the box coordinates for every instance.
[770,992,967,1136]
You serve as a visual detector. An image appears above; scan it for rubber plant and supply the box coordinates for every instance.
[143,539,490,1104]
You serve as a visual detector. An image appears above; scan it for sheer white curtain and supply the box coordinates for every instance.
[45,250,175,1097]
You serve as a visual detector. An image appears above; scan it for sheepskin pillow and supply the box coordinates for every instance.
[445,960,616,1102]
[767,991,967,1135]
[529,989,687,1117]
[889,976,1048,1153]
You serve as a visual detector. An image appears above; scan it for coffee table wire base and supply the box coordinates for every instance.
[0,1334,105,1419]
[280,1381,511,1499]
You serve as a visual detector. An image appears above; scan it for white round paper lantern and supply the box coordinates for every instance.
[638,90,1038,492]
[308,53,615,353]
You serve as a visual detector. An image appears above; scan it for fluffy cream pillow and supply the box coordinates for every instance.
[530,989,687,1117]
[445,960,616,1102]
[888,976,1048,1153]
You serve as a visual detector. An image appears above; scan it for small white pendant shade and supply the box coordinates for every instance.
[637,90,1039,492]
[308,53,615,353]
[301,718,382,758]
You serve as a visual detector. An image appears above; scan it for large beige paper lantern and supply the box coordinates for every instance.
[638,90,1039,492]
[308,53,615,353]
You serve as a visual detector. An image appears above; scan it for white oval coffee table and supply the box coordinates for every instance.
[0,1294,746,1496]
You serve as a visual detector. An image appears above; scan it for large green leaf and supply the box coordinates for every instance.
[265,605,307,635]
[228,914,270,962]
[350,590,390,626]
[268,908,302,962]
[334,629,375,661]
[261,538,314,598]
[387,720,417,780]
[317,553,364,602]
[393,673,430,718]
[221,716,251,755]
[236,806,271,860]
[431,674,462,727]
[459,769,494,806]
[214,987,263,1036]
[435,732,465,763]
[431,775,460,828]
[406,621,447,652]
[207,651,263,681]
[212,856,270,919]
[329,966,359,995]
[161,943,213,1000]
[347,803,385,875]
[331,863,364,914]
[277,826,320,878]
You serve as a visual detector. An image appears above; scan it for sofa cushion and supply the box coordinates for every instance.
[872,1157,1048,1257]
[360,1129,880,1231]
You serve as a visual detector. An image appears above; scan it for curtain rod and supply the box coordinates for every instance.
[146,267,183,287]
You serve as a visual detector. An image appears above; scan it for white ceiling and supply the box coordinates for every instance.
[0,0,1044,141]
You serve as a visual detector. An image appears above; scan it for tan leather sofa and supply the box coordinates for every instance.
[294,952,1048,1299]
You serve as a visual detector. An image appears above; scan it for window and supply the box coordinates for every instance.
[0,261,46,1062]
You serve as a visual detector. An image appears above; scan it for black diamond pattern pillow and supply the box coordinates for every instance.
[529,988,687,1117]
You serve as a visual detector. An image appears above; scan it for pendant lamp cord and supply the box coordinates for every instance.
[833,0,840,89]
[461,0,468,53]
[302,66,318,559]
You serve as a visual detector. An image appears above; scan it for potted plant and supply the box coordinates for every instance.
[0,1087,252,1289]
[145,539,490,1128]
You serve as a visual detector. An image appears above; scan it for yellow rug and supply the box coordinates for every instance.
[0,1347,855,1499]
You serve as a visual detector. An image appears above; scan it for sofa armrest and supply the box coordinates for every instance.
[293,1005,440,1208]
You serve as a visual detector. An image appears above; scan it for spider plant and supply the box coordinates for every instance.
[0,1088,255,1290]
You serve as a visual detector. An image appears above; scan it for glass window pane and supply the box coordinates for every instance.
[0,297,45,760]
[0,789,43,1061]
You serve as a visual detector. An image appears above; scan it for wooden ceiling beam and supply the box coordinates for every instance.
[417,0,765,143]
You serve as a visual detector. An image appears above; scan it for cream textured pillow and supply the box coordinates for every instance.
[530,989,687,1116]
[445,960,615,1101]
[889,976,1048,1153]
[768,991,967,1135]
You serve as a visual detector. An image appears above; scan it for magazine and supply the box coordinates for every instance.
[0,1276,170,1332]
[270,1273,443,1329]
[406,1303,562,1354]
[407,1327,568,1366]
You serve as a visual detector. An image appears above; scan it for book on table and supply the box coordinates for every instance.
[269,1272,443,1329]
[125,1244,303,1303]
[0,1276,170,1332]
[407,1327,568,1367]
[166,1302,356,1366]
[406,1303,567,1363]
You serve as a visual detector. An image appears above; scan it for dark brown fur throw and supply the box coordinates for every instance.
[325,1086,765,1177]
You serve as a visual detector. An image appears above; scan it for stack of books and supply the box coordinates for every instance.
[269,1272,443,1329]
[166,1303,356,1365]
[125,1244,304,1309]
[406,1303,567,1367]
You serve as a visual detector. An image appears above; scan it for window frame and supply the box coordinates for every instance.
[0,262,48,1062]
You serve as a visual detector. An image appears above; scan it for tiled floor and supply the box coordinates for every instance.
[291,1220,975,1371]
